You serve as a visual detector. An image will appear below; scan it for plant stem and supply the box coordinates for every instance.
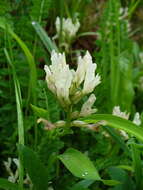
[66,106,72,127]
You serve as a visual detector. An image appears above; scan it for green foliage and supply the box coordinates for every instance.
[30,0,53,22]
[4,48,25,189]
[0,178,19,190]
[0,20,37,105]
[59,148,120,186]
[0,0,143,189]
[19,145,49,190]
[32,21,58,53]
[107,167,135,190]
[69,179,94,190]
[96,0,135,111]
[31,104,49,120]
[59,148,101,180]
[0,1,11,16]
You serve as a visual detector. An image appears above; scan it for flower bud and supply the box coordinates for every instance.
[80,94,97,117]
[133,112,141,126]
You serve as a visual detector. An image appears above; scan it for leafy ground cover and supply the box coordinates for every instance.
[1,0,143,189]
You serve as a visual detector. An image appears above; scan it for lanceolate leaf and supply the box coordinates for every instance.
[82,114,143,142]
[31,104,49,120]
[32,21,58,53]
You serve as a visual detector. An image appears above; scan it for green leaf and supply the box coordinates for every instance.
[59,148,119,186]
[32,21,58,53]
[107,167,135,190]
[104,126,129,153]
[131,142,142,189]
[31,104,49,120]
[0,178,19,190]
[82,114,143,143]
[70,179,94,190]
[58,148,101,181]
[101,179,120,186]
[117,165,134,172]
[19,145,49,190]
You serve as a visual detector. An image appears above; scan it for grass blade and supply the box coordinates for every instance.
[4,48,24,190]
[0,20,37,105]
[32,21,58,53]
[82,114,143,143]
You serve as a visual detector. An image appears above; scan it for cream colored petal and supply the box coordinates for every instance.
[55,17,80,39]
[133,112,141,126]
[80,94,97,117]
[55,17,60,33]
[44,65,56,94]
[55,65,73,105]
[83,64,101,94]
[73,56,85,86]
[112,106,129,120]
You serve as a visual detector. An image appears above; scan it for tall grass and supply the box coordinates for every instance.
[98,0,135,111]
[0,20,37,106]
[4,48,24,190]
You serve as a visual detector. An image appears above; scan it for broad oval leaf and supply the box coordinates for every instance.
[58,148,101,180]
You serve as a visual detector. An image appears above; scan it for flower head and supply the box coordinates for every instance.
[44,50,100,111]
[112,106,129,120]
[55,17,80,40]
[72,51,101,96]
[44,51,72,108]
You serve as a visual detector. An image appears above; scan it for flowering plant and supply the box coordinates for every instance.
[55,17,80,51]
[41,50,101,129]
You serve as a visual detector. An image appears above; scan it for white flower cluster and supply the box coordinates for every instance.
[55,17,80,40]
[4,158,19,183]
[4,158,32,186]
[44,50,101,114]
[113,106,129,120]
[119,7,128,20]
[112,106,141,139]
